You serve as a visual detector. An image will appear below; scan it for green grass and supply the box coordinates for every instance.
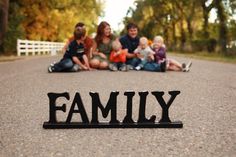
[0,55,24,62]
[169,51,236,64]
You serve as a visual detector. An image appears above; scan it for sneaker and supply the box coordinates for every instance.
[160,60,166,72]
[112,66,118,71]
[182,63,186,72]
[48,65,53,73]
[109,64,118,71]
[50,61,57,66]
[127,65,134,70]
[186,61,192,68]
[71,64,80,72]
[135,66,141,70]
[120,64,129,71]
[185,61,192,72]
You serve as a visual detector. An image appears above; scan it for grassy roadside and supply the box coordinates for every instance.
[0,55,24,62]
[169,51,236,64]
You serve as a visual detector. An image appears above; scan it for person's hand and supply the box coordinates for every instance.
[88,67,96,71]
[117,50,121,55]
[114,50,121,56]
[147,54,154,61]
[81,65,88,70]
[99,52,107,59]
[136,53,143,59]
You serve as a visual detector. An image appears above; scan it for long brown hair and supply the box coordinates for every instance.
[95,21,112,45]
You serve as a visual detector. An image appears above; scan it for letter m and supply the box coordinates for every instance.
[89,91,119,123]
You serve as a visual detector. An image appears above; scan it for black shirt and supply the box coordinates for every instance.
[119,34,139,54]
[63,40,85,60]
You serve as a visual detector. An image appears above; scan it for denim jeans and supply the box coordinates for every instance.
[143,62,161,72]
[126,58,141,67]
[53,58,74,72]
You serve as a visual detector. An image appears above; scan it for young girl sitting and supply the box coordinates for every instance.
[109,40,128,71]
[151,36,192,72]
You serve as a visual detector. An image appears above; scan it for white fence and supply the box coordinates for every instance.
[17,39,65,56]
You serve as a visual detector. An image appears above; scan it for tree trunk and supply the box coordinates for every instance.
[180,19,186,51]
[201,0,215,39]
[215,0,228,54]
[0,0,9,52]
[201,2,210,38]
[172,21,177,50]
[187,1,196,41]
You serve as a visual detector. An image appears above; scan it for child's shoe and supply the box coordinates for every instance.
[127,65,134,70]
[182,63,187,72]
[185,61,192,72]
[120,64,129,72]
[160,60,166,72]
[135,66,141,70]
[109,64,118,71]
[50,61,57,66]
[48,65,54,73]
[70,64,80,72]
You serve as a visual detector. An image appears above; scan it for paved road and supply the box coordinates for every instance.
[0,55,235,157]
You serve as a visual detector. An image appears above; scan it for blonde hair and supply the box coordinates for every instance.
[139,37,148,45]
[153,36,164,44]
[112,40,122,51]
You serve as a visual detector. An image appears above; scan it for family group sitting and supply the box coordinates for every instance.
[48,21,192,73]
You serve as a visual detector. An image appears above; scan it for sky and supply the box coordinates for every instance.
[98,0,136,32]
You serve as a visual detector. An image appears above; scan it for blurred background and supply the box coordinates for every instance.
[0,0,236,57]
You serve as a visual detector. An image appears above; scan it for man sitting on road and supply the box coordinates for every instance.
[119,23,165,72]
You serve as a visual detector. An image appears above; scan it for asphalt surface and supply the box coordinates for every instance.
[0,55,235,157]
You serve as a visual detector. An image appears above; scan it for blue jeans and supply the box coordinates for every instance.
[126,58,141,67]
[53,58,74,72]
[143,62,161,72]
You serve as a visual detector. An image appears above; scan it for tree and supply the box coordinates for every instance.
[201,0,215,39]
[2,0,104,53]
[215,0,228,53]
[0,0,9,53]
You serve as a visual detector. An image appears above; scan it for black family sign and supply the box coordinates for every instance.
[43,91,183,129]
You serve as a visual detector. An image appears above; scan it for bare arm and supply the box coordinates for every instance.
[126,53,137,59]
[72,56,87,70]
[82,55,91,70]
[62,40,70,54]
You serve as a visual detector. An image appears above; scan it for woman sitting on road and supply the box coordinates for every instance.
[90,21,117,69]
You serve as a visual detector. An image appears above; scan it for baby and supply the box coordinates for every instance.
[134,37,155,70]
[109,40,128,71]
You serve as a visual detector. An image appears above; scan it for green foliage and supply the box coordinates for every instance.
[3,0,104,53]
[228,20,236,41]
[123,0,235,55]
[3,1,25,53]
